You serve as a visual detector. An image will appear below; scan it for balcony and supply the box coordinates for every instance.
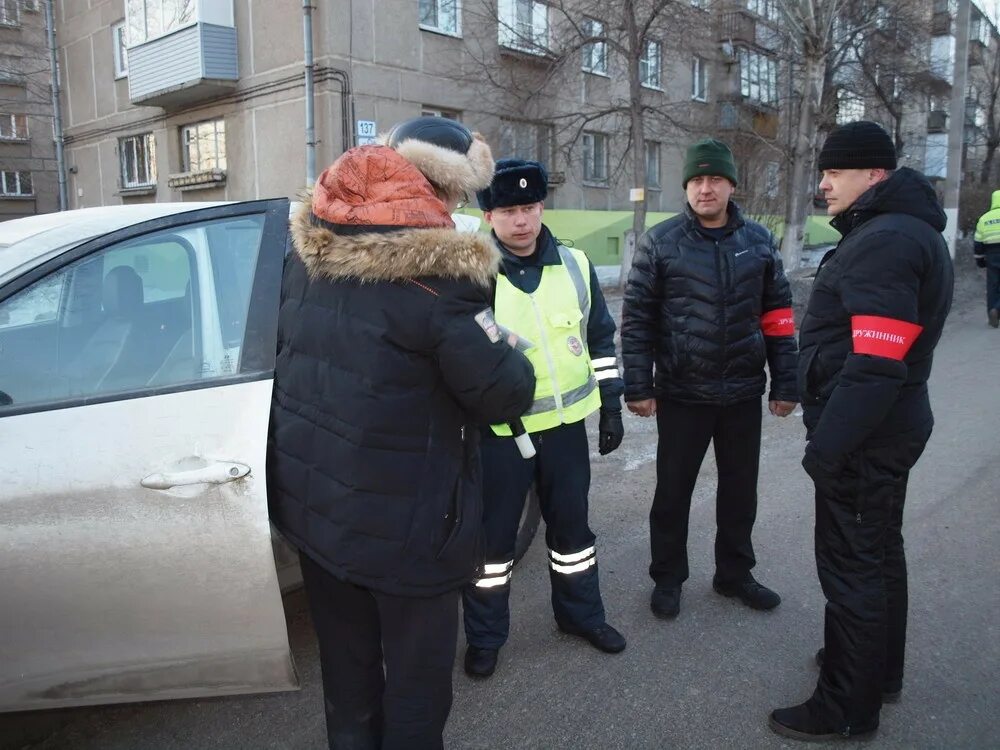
[718,6,781,51]
[128,22,238,109]
[717,101,779,138]
[927,109,948,133]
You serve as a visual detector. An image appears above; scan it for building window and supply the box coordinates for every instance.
[0,113,28,140]
[119,133,157,189]
[689,0,707,8]
[746,0,781,24]
[498,0,549,55]
[581,17,607,75]
[765,161,780,198]
[738,48,778,105]
[182,120,226,173]
[645,141,660,189]
[971,13,991,46]
[0,0,19,27]
[640,40,662,89]
[498,118,553,165]
[692,56,708,101]
[582,132,608,183]
[836,89,865,125]
[421,107,462,120]
[126,0,197,46]
[23,0,40,11]
[0,170,32,196]
[419,0,460,36]
[112,21,129,78]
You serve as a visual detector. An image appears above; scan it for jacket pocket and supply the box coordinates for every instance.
[548,308,584,330]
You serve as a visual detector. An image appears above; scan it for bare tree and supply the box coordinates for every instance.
[774,0,849,270]
[456,0,709,279]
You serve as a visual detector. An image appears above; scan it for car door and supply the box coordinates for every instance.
[0,200,295,712]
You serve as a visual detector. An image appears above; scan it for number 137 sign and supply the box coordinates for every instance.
[356,120,377,146]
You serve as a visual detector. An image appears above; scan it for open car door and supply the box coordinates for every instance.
[0,200,296,711]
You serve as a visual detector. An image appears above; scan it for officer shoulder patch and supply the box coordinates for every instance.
[474,308,502,344]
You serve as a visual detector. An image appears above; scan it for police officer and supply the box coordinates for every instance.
[462,159,627,678]
[973,189,1000,328]
[770,122,953,741]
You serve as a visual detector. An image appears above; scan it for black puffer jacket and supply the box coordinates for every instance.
[799,167,953,468]
[621,202,798,405]
[267,205,535,598]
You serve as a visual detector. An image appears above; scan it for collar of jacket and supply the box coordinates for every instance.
[493,223,562,274]
[682,200,745,238]
[830,167,947,237]
[290,198,500,287]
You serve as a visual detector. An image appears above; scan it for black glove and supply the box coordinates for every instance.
[975,256,987,269]
[598,408,624,455]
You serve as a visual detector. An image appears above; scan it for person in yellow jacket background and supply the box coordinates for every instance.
[973,189,1000,328]
[462,159,627,679]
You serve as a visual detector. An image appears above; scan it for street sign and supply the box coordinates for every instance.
[356,120,377,145]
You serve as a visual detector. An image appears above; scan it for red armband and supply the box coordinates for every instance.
[851,315,923,360]
[760,307,795,336]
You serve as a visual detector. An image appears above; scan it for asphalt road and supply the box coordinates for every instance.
[2,258,998,750]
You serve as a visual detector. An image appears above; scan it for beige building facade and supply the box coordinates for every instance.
[54,0,783,215]
[34,0,998,225]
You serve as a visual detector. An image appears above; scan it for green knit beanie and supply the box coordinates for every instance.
[683,138,738,186]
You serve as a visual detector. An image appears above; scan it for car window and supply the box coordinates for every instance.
[0,213,266,413]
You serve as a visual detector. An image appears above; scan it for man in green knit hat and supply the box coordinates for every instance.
[621,138,799,619]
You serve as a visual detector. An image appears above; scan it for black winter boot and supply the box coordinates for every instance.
[769,700,878,742]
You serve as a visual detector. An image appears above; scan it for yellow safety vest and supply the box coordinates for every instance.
[491,245,601,436]
[975,190,1000,245]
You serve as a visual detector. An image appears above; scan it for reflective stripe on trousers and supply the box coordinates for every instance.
[549,545,596,575]
[472,559,513,588]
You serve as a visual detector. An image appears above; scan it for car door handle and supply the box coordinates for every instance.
[141,462,251,490]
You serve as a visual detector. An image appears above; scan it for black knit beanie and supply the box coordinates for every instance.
[683,138,738,186]
[817,121,897,171]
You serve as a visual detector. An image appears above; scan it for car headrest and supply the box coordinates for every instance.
[103,265,144,316]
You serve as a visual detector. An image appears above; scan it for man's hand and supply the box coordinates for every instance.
[626,398,657,418]
[598,409,624,455]
[769,400,797,418]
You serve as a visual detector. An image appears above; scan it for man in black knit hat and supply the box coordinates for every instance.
[769,121,953,741]
[622,138,798,620]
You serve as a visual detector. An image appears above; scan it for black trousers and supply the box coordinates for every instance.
[649,397,762,586]
[809,428,930,727]
[463,419,605,650]
[299,552,458,750]
[986,251,1000,312]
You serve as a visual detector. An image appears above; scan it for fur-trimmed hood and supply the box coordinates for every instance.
[290,199,500,288]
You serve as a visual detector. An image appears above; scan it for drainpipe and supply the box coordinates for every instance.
[45,0,68,211]
[303,0,317,187]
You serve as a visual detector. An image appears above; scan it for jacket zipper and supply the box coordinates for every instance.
[715,240,728,401]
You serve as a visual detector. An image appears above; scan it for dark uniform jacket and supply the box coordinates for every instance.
[493,224,624,409]
[268,205,535,598]
[621,202,798,406]
[798,167,953,470]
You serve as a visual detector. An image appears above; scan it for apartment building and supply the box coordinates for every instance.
[37,0,999,226]
[0,0,59,220]
[51,0,787,216]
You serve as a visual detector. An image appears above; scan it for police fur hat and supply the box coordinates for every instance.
[476,158,548,211]
[381,116,495,200]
